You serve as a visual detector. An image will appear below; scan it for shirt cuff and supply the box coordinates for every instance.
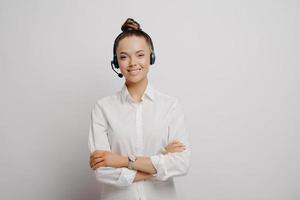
[150,154,165,178]
[116,168,137,186]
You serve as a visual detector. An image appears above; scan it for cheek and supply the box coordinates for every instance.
[140,58,149,66]
[119,66,126,74]
[137,56,150,68]
[118,60,128,70]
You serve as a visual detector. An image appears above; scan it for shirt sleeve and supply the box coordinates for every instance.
[150,99,191,181]
[88,101,137,187]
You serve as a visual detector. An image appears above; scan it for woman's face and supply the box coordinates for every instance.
[116,36,151,85]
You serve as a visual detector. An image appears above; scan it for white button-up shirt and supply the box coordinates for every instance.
[88,82,191,200]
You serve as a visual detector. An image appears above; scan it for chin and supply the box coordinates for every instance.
[125,75,147,85]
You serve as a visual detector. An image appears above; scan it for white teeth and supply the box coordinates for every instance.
[128,68,141,75]
[128,68,141,72]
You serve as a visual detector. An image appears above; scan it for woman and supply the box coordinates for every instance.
[88,18,191,200]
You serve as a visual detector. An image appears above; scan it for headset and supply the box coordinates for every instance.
[111,30,156,78]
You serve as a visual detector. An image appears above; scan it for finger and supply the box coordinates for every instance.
[168,146,186,153]
[90,151,99,157]
[165,145,184,153]
[173,146,186,152]
[171,142,185,146]
[168,144,185,150]
[90,150,104,157]
[170,143,185,149]
[90,157,103,168]
[91,157,104,168]
[91,154,104,160]
[165,142,181,150]
[170,141,185,147]
[92,161,106,170]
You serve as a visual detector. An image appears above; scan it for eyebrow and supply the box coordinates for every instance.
[120,50,145,55]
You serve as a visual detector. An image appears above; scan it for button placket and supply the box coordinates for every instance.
[135,101,146,200]
[135,102,144,155]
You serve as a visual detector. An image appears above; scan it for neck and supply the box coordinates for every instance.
[125,78,148,102]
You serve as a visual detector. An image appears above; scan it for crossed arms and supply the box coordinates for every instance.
[89,140,186,182]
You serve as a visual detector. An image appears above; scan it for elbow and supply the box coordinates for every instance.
[159,154,191,181]
[94,167,135,187]
[177,157,191,177]
[95,173,129,187]
[95,171,117,185]
[182,161,191,176]
[177,150,191,177]
[158,164,190,181]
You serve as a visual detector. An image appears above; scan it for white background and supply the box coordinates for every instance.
[0,0,299,199]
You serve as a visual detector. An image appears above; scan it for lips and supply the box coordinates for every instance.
[127,68,141,72]
[127,68,141,76]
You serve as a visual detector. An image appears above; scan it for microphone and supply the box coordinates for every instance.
[118,73,123,78]
[111,61,123,78]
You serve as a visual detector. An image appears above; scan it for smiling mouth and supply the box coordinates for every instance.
[127,68,141,72]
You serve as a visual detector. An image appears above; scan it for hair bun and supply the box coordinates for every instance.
[121,18,141,32]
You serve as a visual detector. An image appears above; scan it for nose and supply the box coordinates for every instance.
[129,56,138,67]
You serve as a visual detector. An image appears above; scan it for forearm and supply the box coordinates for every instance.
[134,156,157,174]
[112,156,154,182]
[117,155,157,175]
[91,143,188,179]
[133,171,153,182]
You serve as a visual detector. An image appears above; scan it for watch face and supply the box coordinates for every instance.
[129,155,136,161]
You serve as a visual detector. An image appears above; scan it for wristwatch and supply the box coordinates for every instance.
[128,155,137,170]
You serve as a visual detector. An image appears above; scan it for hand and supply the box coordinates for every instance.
[162,140,186,155]
[89,150,127,170]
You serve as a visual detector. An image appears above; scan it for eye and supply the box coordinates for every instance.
[138,54,145,57]
[120,56,127,60]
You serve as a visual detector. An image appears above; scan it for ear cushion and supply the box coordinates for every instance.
[150,52,156,65]
[113,55,119,69]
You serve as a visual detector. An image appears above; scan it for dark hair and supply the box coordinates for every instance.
[112,18,155,56]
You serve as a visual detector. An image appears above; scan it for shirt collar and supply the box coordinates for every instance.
[120,82,155,103]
